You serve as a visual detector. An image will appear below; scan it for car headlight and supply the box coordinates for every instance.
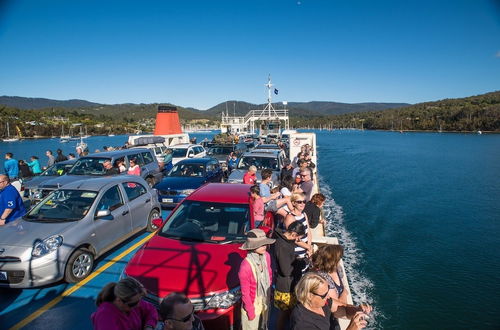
[205,287,241,309]
[32,235,63,258]
[180,189,195,195]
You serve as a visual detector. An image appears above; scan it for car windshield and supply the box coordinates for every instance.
[42,163,73,176]
[68,158,111,175]
[170,148,188,158]
[24,189,98,222]
[207,147,233,155]
[237,156,278,170]
[160,200,249,243]
[168,163,205,177]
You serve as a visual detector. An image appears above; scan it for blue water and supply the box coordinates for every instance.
[1,131,499,329]
[316,130,500,329]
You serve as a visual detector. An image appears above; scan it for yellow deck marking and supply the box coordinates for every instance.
[10,232,155,330]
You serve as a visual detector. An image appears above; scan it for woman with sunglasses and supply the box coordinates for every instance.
[127,158,141,176]
[283,193,313,273]
[91,277,158,330]
[291,272,372,330]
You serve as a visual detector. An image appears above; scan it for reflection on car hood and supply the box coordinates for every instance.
[22,176,57,189]
[125,235,246,298]
[0,218,76,247]
[155,177,206,190]
[37,175,95,189]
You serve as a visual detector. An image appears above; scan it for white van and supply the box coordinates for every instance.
[169,144,207,165]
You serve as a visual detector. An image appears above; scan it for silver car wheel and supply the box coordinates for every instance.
[72,252,92,278]
[147,209,162,232]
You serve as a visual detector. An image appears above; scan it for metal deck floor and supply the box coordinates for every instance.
[0,211,170,330]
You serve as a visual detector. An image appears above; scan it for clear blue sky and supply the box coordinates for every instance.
[0,0,499,109]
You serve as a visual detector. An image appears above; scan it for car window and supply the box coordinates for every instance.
[69,158,109,175]
[24,189,97,221]
[171,148,188,158]
[121,182,147,201]
[127,153,144,166]
[96,185,124,213]
[169,163,204,177]
[237,156,279,170]
[160,200,249,242]
[141,151,154,164]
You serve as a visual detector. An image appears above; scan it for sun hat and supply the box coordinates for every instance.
[240,229,276,250]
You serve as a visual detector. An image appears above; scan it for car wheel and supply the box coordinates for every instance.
[147,208,162,232]
[65,248,94,283]
[146,177,155,188]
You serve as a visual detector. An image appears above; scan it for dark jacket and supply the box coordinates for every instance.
[272,229,301,293]
[304,201,321,229]
[55,153,68,163]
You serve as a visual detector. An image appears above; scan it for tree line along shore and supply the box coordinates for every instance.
[1,91,498,138]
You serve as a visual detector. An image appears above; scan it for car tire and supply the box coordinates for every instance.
[147,208,162,232]
[64,248,94,283]
[146,177,155,188]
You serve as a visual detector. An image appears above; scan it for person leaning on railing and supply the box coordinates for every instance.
[291,272,372,330]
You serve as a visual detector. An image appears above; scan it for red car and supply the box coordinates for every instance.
[123,183,272,329]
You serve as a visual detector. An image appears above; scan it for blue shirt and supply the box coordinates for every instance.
[27,159,42,174]
[0,184,27,223]
[4,158,19,178]
[259,182,271,197]
[228,158,238,170]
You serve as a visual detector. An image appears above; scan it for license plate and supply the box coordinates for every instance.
[0,271,7,281]
[162,198,174,203]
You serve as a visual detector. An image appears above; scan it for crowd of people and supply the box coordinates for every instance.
[2,139,373,329]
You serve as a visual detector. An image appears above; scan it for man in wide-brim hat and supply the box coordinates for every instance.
[238,229,275,329]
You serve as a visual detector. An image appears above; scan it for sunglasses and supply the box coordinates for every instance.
[311,289,329,299]
[294,200,306,204]
[168,307,194,323]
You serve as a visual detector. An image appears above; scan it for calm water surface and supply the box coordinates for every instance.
[1,131,499,329]
[317,130,500,329]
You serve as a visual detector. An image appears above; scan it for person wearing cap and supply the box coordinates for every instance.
[243,165,257,185]
[238,229,275,330]
[280,158,294,184]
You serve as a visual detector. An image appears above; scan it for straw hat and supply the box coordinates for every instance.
[240,229,275,250]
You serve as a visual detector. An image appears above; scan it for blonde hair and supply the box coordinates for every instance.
[249,165,257,172]
[291,192,306,203]
[295,272,327,306]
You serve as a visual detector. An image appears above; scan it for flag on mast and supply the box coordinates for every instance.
[274,88,279,95]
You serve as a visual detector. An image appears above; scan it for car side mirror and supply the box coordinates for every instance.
[188,154,194,158]
[95,209,112,219]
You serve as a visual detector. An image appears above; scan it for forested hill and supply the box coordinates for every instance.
[0,96,102,109]
[204,100,409,117]
[296,91,500,132]
[1,96,408,118]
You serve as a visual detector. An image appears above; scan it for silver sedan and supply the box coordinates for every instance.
[0,175,161,288]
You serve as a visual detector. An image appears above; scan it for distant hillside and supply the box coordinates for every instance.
[296,91,500,132]
[204,100,409,117]
[0,96,102,109]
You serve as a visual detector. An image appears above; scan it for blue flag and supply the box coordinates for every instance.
[274,88,279,95]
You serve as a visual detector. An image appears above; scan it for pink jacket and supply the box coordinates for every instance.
[238,252,273,320]
[91,300,158,330]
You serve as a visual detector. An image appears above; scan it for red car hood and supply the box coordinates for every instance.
[125,234,247,299]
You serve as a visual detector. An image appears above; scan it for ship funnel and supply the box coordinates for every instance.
[154,105,182,135]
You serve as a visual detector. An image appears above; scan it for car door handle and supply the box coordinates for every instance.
[122,210,129,216]
[145,198,151,203]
